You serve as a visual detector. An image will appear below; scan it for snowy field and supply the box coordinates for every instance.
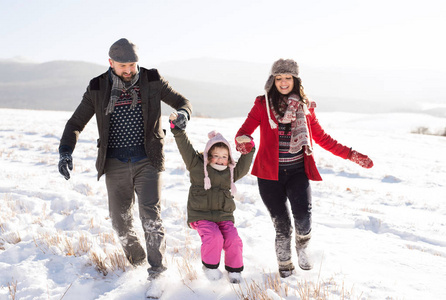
[0,108,445,299]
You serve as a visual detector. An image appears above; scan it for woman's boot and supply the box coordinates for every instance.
[296,232,312,270]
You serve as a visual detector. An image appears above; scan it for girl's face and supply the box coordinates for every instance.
[274,74,294,95]
[210,147,229,166]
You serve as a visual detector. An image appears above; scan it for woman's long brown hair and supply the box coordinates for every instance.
[267,77,309,117]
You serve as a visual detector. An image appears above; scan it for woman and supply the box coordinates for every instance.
[235,58,373,278]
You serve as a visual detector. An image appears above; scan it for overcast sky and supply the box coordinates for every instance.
[2,0,445,71]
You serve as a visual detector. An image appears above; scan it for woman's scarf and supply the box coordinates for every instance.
[271,94,313,155]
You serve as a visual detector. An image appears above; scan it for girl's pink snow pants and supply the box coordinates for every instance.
[190,220,243,272]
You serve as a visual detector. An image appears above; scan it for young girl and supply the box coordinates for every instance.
[169,112,255,283]
[235,58,373,278]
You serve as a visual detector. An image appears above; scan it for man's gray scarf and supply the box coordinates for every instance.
[105,68,140,115]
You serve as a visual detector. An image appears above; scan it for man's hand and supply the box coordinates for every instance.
[59,153,73,180]
[169,110,188,130]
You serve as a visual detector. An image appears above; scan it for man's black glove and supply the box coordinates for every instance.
[59,152,73,180]
[170,110,189,130]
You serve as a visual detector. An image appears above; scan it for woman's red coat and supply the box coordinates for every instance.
[236,96,351,181]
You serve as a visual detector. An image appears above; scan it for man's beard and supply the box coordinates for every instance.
[111,67,137,83]
[119,72,137,82]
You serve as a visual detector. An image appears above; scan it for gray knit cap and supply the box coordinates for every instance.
[264,58,299,91]
[109,38,139,63]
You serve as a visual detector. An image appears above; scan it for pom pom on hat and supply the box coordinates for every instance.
[109,38,139,63]
[208,131,219,140]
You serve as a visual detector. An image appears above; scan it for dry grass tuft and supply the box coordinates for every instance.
[234,277,273,300]
[88,248,128,276]
[106,248,128,273]
[34,231,90,256]
[176,257,198,283]
[234,271,361,300]
[32,229,130,276]
[173,229,199,292]
[8,278,18,300]
[98,232,116,244]
[2,231,22,245]
[90,251,108,276]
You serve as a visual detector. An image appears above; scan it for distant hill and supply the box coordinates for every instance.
[0,59,258,117]
[0,60,105,111]
[156,58,446,118]
[1,58,445,118]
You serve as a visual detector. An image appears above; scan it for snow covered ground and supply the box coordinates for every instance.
[0,108,445,299]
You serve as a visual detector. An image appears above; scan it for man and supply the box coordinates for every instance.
[58,38,192,280]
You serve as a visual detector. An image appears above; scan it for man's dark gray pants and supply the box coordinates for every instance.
[104,158,166,270]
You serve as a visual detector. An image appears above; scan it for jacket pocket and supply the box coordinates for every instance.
[153,129,165,139]
[221,190,235,213]
[189,188,209,211]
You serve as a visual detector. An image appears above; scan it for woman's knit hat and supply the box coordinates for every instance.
[264,58,300,129]
[264,58,299,91]
[203,130,237,195]
[109,38,139,63]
